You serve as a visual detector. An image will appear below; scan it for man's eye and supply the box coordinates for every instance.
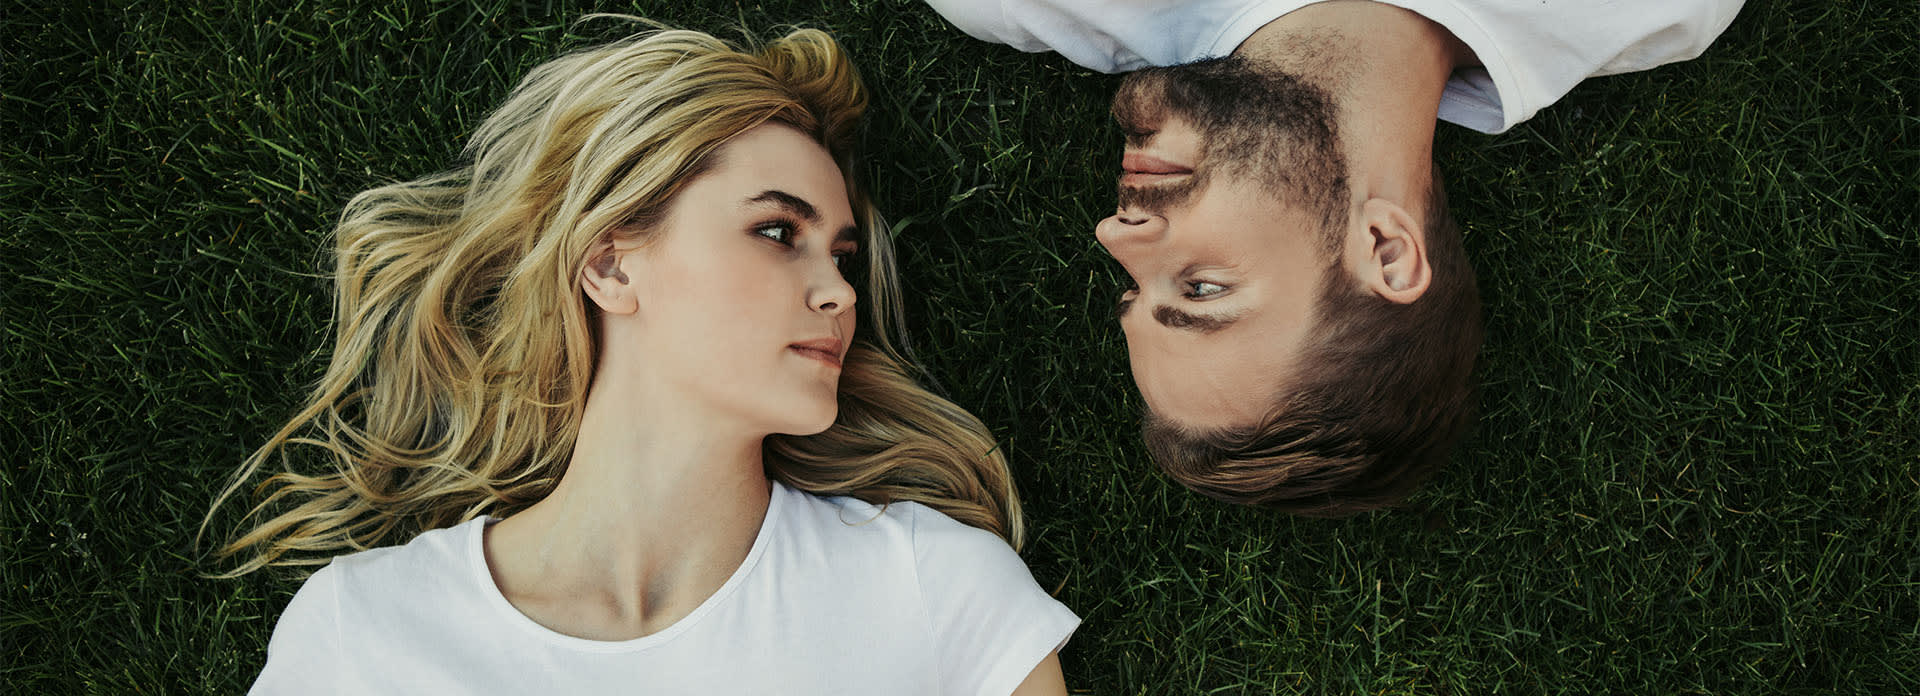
[753,223,795,245]
[1187,281,1227,298]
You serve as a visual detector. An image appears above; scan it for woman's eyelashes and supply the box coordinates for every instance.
[752,219,798,246]
[752,219,858,268]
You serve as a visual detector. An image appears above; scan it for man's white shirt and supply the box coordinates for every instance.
[923,0,1744,133]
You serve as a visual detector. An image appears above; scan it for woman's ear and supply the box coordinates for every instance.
[581,236,639,315]
[1352,197,1431,304]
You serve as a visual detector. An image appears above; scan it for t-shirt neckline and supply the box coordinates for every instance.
[463,481,791,653]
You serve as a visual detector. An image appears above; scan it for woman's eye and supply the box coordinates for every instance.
[754,223,795,245]
[830,244,860,268]
[1187,281,1227,298]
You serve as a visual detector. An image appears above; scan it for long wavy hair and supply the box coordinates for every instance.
[207,24,1023,576]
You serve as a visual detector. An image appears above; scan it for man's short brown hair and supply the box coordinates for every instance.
[1142,175,1482,516]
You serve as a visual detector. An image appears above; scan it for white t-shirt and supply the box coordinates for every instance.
[251,482,1079,695]
[922,0,1744,133]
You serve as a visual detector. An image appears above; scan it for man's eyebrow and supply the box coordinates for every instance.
[745,189,860,243]
[1152,305,1240,334]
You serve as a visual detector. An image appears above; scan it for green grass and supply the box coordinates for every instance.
[4,0,1916,693]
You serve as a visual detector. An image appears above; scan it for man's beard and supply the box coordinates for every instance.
[1110,54,1349,235]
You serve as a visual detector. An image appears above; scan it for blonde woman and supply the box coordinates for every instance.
[214,24,1077,695]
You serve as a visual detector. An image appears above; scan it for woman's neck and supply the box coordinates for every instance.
[482,376,774,641]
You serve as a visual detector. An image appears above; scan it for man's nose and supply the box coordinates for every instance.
[1094,210,1166,256]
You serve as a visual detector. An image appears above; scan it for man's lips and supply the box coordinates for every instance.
[789,339,843,368]
[1122,152,1192,175]
[1122,152,1193,186]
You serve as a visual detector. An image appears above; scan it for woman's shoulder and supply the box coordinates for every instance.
[331,517,482,577]
[779,483,908,535]
[777,484,1023,580]
[253,518,495,692]
[294,517,488,613]
[781,484,995,548]
[266,518,491,644]
[780,485,1079,694]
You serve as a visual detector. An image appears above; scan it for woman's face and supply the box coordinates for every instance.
[601,123,860,437]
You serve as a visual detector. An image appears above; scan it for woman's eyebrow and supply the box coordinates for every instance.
[744,189,858,242]
[744,189,819,221]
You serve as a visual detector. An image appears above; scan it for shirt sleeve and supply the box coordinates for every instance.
[910,506,1080,696]
[248,564,345,696]
[1415,0,1746,133]
[922,0,1133,72]
[921,0,1279,73]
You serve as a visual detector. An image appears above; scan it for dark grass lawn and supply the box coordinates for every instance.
[5,0,1916,692]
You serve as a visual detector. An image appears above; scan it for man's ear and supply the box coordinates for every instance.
[1352,198,1431,304]
[581,236,639,315]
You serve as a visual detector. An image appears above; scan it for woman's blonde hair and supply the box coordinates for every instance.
[208,23,1023,575]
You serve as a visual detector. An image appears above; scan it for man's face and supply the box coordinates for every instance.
[1098,57,1348,433]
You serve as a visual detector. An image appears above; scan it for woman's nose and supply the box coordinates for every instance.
[809,264,857,316]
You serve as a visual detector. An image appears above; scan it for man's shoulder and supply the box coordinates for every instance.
[923,0,1319,72]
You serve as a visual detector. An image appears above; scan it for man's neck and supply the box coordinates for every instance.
[1236,0,1472,205]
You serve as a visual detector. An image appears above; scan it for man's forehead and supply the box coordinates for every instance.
[1130,312,1299,431]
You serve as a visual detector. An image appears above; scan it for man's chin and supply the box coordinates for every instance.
[1111,71,1174,134]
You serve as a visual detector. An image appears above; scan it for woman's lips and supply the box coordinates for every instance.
[789,344,842,368]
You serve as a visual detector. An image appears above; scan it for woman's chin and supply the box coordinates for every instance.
[772,404,840,438]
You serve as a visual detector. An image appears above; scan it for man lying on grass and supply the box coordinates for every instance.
[924,0,1744,514]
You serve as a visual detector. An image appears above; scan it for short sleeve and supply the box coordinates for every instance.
[910,506,1080,696]
[1406,0,1746,133]
[248,564,345,695]
[921,0,1015,48]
